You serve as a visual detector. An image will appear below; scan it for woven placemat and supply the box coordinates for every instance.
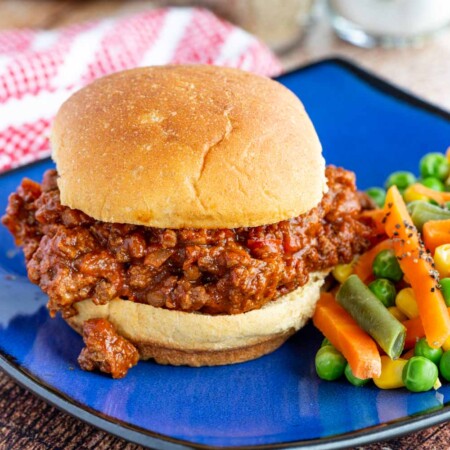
[1,370,449,449]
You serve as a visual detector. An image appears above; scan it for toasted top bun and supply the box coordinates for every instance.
[51,65,326,229]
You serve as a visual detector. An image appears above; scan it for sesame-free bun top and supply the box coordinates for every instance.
[51,65,326,229]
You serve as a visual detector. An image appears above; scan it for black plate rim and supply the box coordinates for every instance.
[1,57,450,450]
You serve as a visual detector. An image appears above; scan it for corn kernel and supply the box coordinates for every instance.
[332,262,354,284]
[374,356,407,389]
[434,378,442,390]
[396,288,420,319]
[434,244,450,278]
[403,185,429,203]
[443,335,450,352]
[388,306,408,322]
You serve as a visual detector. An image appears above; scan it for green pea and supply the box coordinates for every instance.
[372,249,403,282]
[385,171,416,191]
[315,346,346,381]
[420,153,449,181]
[344,363,369,387]
[366,187,386,208]
[321,337,333,348]
[439,351,450,382]
[368,278,396,307]
[402,356,439,392]
[414,338,443,365]
[420,177,445,192]
[439,278,450,307]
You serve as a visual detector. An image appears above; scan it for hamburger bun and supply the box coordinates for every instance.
[67,271,328,366]
[51,65,326,229]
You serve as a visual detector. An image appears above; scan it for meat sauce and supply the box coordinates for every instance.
[78,318,139,378]
[3,166,375,318]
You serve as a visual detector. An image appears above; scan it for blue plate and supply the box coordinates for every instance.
[1,58,450,449]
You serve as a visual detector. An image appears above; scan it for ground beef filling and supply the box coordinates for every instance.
[78,318,139,379]
[2,166,375,318]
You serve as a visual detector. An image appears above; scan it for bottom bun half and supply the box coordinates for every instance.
[67,271,328,367]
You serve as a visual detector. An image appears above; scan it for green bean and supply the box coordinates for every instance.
[420,177,445,192]
[420,152,449,181]
[407,200,423,213]
[336,275,406,359]
[407,201,450,231]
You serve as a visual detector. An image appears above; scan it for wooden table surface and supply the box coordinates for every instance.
[0,1,449,449]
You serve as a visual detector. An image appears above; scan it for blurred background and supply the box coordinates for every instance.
[0,0,449,109]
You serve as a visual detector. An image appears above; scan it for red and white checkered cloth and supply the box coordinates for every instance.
[0,7,282,172]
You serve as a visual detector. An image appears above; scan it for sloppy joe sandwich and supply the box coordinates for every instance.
[2,65,375,378]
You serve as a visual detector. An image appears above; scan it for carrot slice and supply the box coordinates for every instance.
[403,316,426,349]
[384,186,450,348]
[403,308,450,349]
[313,292,381,379]
[353,239,394,282]
[423,219,450,253]
[402,348,415,360]
[406,183,450,206]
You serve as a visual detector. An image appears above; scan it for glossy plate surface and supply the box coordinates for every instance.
[1,59,450,449]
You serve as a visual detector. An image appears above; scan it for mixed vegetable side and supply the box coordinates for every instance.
[312,149,450,392]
